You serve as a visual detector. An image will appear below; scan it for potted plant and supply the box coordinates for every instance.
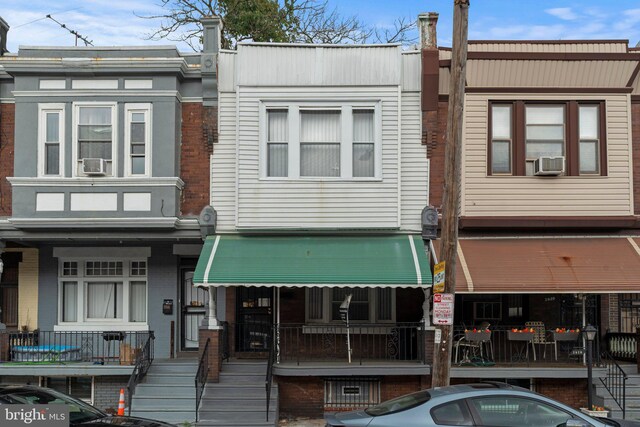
[580,405,609,418]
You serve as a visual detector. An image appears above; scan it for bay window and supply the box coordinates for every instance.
[263,102,381,179]
[488,100,606,176]
[73,103,116,177]
[58,259,147,329]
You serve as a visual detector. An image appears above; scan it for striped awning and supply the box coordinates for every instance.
[193,235,432,288]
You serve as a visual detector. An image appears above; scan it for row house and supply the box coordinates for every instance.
[0,16,217,414]
[430,39,640,413]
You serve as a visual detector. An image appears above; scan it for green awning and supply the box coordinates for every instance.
[193,235,432,288]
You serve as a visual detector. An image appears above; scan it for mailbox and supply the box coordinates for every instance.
[162,299,173,315]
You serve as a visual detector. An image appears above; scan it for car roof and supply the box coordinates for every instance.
[428,382,532,399]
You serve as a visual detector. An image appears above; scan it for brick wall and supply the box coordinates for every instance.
[180,102,212,217]
[632,104,640,215]
[426,101,448,210]
[0,103,14,217]
[534,378,588,409]
[608,294,620,333]
[93,376,129,413]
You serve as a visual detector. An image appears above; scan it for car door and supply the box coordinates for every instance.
[429,400,475,426]
[466,395,590,427]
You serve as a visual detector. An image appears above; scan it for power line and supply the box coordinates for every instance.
[46,14,93,46]
[14,8,83,29]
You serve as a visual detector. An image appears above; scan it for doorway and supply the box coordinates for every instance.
[180,268,207,350]
[235,287,273,353]
[0,252,20,329]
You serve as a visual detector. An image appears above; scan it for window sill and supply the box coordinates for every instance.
[259,177,384,183]
[54,323,149,332]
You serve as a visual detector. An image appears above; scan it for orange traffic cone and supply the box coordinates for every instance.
[117,389,125,416]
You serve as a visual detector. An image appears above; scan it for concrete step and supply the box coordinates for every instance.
[201,385,277,399]
[197,410,277,424]
[130,409,195,424]
[221,361,268,374]
[147,364,198,374]
[132,395,195,409]
[143,373,195,385]
[135,384,196,397]
[219,373,265,384]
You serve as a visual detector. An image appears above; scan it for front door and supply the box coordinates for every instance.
[0,253,19,329]
[181,269,207,350]
[236,287,273,353]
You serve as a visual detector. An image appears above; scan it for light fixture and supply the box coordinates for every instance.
[585,324,597,342]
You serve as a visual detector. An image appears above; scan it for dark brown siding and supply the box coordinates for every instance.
[426,101,449,209]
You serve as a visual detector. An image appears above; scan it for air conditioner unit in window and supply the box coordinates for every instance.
[534,156,565,176]
[82,158,107,176]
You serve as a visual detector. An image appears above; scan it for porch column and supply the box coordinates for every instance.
[199,285,222,383]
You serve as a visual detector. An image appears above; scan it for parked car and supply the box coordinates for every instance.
[0,385,175,426]
[324,382,640,427]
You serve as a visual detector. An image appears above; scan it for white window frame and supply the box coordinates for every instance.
[304,288,396,324]
[56,257,148,331]
[124,103,152,177]
[259,101,382,181]
[71,102,118,178]
[38,103,65,177]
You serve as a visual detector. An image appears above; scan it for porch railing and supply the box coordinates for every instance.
[265,329,276,422]
[452,326,599,365]
[606,332,636,362]
[126,332,155,415]
[0,330,153,364]
[195,337,210,423]
[600,351,628,419]
[277,323,425,365]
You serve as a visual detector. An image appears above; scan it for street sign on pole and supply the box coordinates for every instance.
[433,261,445,293]
[433,293,454,325]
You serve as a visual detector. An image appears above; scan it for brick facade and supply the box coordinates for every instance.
[632,103,640,215]
[93,376,129,413]
[534,378,588,409]
[180,102,212,217]
[199,327,221,382]
[0,103,14,217]
[425,101,448,210]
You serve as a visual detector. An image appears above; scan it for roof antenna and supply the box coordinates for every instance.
[46,14,93,46]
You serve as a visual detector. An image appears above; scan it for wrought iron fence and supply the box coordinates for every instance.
[126,332,155,415]
[195,337,210,423]
[0,330,153,364]
[277,323,425,365]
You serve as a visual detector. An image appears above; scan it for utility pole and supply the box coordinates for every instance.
[431,0,470,388]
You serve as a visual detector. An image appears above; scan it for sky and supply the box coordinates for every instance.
[2,0,640,52]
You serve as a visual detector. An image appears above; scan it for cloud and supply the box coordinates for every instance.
[545,7,578,21]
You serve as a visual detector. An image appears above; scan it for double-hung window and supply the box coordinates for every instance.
[263,103,380,179]
[488,101,606,176]
[38,104,65,177]
[125,104,152,177]
[58,259,147,329]
[74,103,117,177]
[306,287,394,323]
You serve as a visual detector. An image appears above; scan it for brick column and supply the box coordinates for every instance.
[199,327,222,383]
[421,326,436,388]
[0,332,9,362]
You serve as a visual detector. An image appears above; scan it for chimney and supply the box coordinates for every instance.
[201,16,222,54]
[0,17,9,55]
[418,12,438,49]
[200,16,222,108]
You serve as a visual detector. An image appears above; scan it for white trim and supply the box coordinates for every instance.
[39,80,66,90]
[457,244,474,292]
[9,176,184,188]
[14,90,182,100]
[124,103,152,178]
[204,236,221,280]
[36,193,65,211]
[72,80,118,90]
[72,102,118,178]
[54,247,151,258]
[123,193,151,211]
[70,193,117,211]
[124,79,153,90]
[10,217,178,228]
[408,235,422,285]
[53,323,150,332]
[37,103,65,177]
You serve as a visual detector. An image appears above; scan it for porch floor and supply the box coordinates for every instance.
[273,360,429,376]
[0,361,135,376]
[451,362,607,379]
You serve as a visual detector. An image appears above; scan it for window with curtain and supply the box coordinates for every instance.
[300,110,341,177]
[525,105,565,175]
[353,110,375,177]
[58,258,148,327]
[76,105,114,176]
[267,109,288,177]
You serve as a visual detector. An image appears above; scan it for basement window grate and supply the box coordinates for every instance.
[324,377,380,409]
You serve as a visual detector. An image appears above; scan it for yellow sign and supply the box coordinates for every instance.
[433,261,445,293]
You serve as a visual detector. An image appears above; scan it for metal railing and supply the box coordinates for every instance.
[0,330,153,364]
[452,326,599,365]
[195,337,211,423]
[221,321,230,362]
[277,323,425,365]
[265,329,276,422]
[324,377,381,410]
[600,351,628,419]
[126,332,155,415]
[606,332,637,361]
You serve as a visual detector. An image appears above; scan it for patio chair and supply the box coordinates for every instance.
[454,322,493,365]
[525,321,555,360]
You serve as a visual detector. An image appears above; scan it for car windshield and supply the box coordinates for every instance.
[365,390,431,416]
[0,388,105,424]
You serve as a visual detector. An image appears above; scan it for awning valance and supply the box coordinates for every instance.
[193,235,432,288]
[447,237,640,293]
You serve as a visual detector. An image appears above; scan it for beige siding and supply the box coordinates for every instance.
[4,248,39,330]
[468,41,628,53]
[467,60,637,88]
[235,86,401,229]
[439,68,450,95]
[212,91,238,232]
[400,92,428,231]
[218,51,236,92]
[462,93,633,217]
[237,44,401,87]
[402,51,421,92]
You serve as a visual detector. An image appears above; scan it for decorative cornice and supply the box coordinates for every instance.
[8,177,185,189]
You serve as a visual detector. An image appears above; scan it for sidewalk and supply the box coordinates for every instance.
[279,418,326,426]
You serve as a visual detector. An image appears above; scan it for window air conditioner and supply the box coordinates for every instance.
[82,158,107,176]
[534,156,564,176]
